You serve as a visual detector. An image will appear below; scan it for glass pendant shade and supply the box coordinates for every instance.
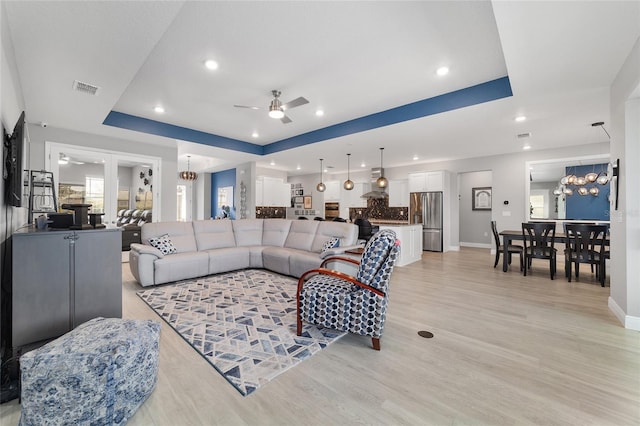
[566,175,576,184]
[596,173,609,185]
[343,153,354,190]
[376,147,388,188]
[553,188,562,196]
[575,176,587,186]
[563,187,573,195]
[577,187,589,196]
[316,158,325,192]
[585,172,598,182]
[589,187,599,196]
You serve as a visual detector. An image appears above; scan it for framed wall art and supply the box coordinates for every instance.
[472,187,492,211]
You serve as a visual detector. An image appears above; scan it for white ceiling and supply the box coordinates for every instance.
[4,1,639,175]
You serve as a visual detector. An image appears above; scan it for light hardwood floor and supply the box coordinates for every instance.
[2,248,639,425]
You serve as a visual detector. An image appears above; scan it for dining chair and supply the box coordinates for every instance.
[491,221,523,270]
[522,222,557,279]
[564,223,608,286]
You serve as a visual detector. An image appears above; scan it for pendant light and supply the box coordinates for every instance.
[376,147,388,188]
[316,158,326,192]
[343,153,354,190]
[179,155,198,181]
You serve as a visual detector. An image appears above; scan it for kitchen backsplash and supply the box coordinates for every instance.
[349,198,409,222]
[255,207,286,218]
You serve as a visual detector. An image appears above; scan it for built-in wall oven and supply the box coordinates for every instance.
[325,202,340,220]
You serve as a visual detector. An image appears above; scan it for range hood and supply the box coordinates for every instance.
[361,167,388,199]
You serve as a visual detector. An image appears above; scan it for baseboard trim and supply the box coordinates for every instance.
[460,242,492,249]
[446,245,460,252]
[608,297,640,331]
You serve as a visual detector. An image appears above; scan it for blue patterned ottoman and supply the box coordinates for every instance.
[19,317,161,426]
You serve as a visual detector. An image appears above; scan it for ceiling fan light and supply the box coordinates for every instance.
[268,108,284,119]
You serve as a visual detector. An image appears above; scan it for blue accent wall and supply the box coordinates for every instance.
[211,169,236,219]
[565,164,609,220]
[103,77,512,156]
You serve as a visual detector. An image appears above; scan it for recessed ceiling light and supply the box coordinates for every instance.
[523,145,531,150]
[153,105,165,114]
[515,115,527,122]
[360,162,366,168]
[251,132,259,138]
[315,109,324,117]
[270,160,275,166]
[436,66,449,76]
[413,155,419,161]
[296,165,301,170]
[204,59,219,70]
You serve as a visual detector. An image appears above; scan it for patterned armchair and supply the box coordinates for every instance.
[296,229,400,350]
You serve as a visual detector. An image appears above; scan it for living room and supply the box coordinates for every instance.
[1,1,639,424]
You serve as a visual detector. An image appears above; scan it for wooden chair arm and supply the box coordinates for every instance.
[320,256,360,268]
[297,268,385,298]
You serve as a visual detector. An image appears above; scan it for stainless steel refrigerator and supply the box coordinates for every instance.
[410,192,443,252]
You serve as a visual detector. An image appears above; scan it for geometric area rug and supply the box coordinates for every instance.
[137,269,345,396]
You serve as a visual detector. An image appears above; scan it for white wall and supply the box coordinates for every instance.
[459,170,492,247]
[609,36,640,329]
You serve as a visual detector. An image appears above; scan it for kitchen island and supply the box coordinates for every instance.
[377,223,422,266]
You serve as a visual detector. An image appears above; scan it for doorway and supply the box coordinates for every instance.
[45,142,162,225]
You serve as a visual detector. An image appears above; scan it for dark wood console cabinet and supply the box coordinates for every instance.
[10,227,122,349]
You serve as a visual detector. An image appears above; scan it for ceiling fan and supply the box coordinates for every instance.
[234,90,309,124]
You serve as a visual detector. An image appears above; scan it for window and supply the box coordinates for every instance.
[85,176,104,212]
[177,184,186,221]
[529,193,545,218]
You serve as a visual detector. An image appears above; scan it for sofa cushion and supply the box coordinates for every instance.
[284,220,319,251]
[193,220,236,250]
[262,247,293,276]
[142,222,197,254]
[288,250,324,278]
[205,247,251,275]
[262,219,292,247]
[153,251,209,285]
[310,221,358,253]
[232,219,264,246]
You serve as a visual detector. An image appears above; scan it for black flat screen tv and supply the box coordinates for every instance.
[3,111,26,207]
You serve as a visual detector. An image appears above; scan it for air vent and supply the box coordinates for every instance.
[72,80,101,96]
[517,132,532,139]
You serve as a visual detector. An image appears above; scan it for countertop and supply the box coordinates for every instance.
[370,220,416,226]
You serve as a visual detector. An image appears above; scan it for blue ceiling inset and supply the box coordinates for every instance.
[103,76,512,156]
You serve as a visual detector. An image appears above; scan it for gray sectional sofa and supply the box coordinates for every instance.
[129,218,360,287]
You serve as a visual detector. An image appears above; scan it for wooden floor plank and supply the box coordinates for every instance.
[1,248,638,425]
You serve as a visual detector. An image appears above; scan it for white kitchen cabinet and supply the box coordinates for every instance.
[388,179,409,207]
[408,171,444,192]
[344,182,367,208]
[324,180,341,201]
[256,177,290,206]
[378,224,422,266]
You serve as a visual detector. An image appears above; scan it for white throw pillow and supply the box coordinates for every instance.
[148,234,177,255]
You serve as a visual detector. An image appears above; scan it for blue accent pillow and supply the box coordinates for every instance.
[321,237,340,254]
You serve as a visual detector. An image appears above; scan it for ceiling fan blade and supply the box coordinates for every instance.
[280,115,292,124]
[234,104,261,110]
[281,97,309,110]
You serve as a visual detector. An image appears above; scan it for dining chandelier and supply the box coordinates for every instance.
[554,164,607,197]
[179,155,198,181]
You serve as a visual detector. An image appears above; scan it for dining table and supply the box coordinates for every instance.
[498,229,609,273]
